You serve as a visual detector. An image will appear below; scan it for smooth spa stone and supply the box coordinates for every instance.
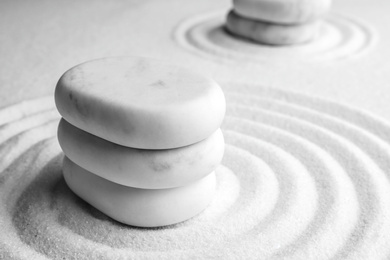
[226,10,320,45]
[62,156,216,227]
[58,118,224,189]
[55,56,226,149]
[233,0,332,25]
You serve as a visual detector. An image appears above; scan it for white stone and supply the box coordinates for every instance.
[58,118,224,189]
[226,10,320,45]
[55,56,226,149]
[233,0,332,25]
[62,156,216,227]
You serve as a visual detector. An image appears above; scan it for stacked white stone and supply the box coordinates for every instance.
[226,0,332,45]
[54,57,226,227]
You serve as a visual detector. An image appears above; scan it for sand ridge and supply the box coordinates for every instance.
[1,83,390,259]
[174,11,375,63]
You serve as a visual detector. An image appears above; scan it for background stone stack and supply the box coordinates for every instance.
[55,56,226,227]
[226,0,332,45]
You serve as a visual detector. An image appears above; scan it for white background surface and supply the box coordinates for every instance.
[1,0,389,119]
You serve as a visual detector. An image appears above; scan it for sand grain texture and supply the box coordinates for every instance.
[1,83,390,259]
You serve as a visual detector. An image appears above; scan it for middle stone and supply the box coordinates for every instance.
[58,118,225,189]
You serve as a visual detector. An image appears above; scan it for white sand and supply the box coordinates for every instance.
[1,84,390,259]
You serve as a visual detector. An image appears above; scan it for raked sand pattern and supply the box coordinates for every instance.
[174,11,375,63]
[1,83,390,259]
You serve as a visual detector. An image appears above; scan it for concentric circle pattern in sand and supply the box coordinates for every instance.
[1,83,390,259]
[174,11,375,63]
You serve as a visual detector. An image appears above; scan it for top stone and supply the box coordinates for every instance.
[55,57,226,149]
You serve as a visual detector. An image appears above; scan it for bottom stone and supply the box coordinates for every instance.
[225,9,320,45]
[62,156,216,227]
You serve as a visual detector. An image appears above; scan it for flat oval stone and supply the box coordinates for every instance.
[226,10,320,45]
[58,118,224,189]
[233,0,332,25]
[62,156,216,227]
[55,57,226,149]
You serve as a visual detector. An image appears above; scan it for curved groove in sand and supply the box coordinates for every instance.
[1,83,390,259]
[173,10,375,63]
